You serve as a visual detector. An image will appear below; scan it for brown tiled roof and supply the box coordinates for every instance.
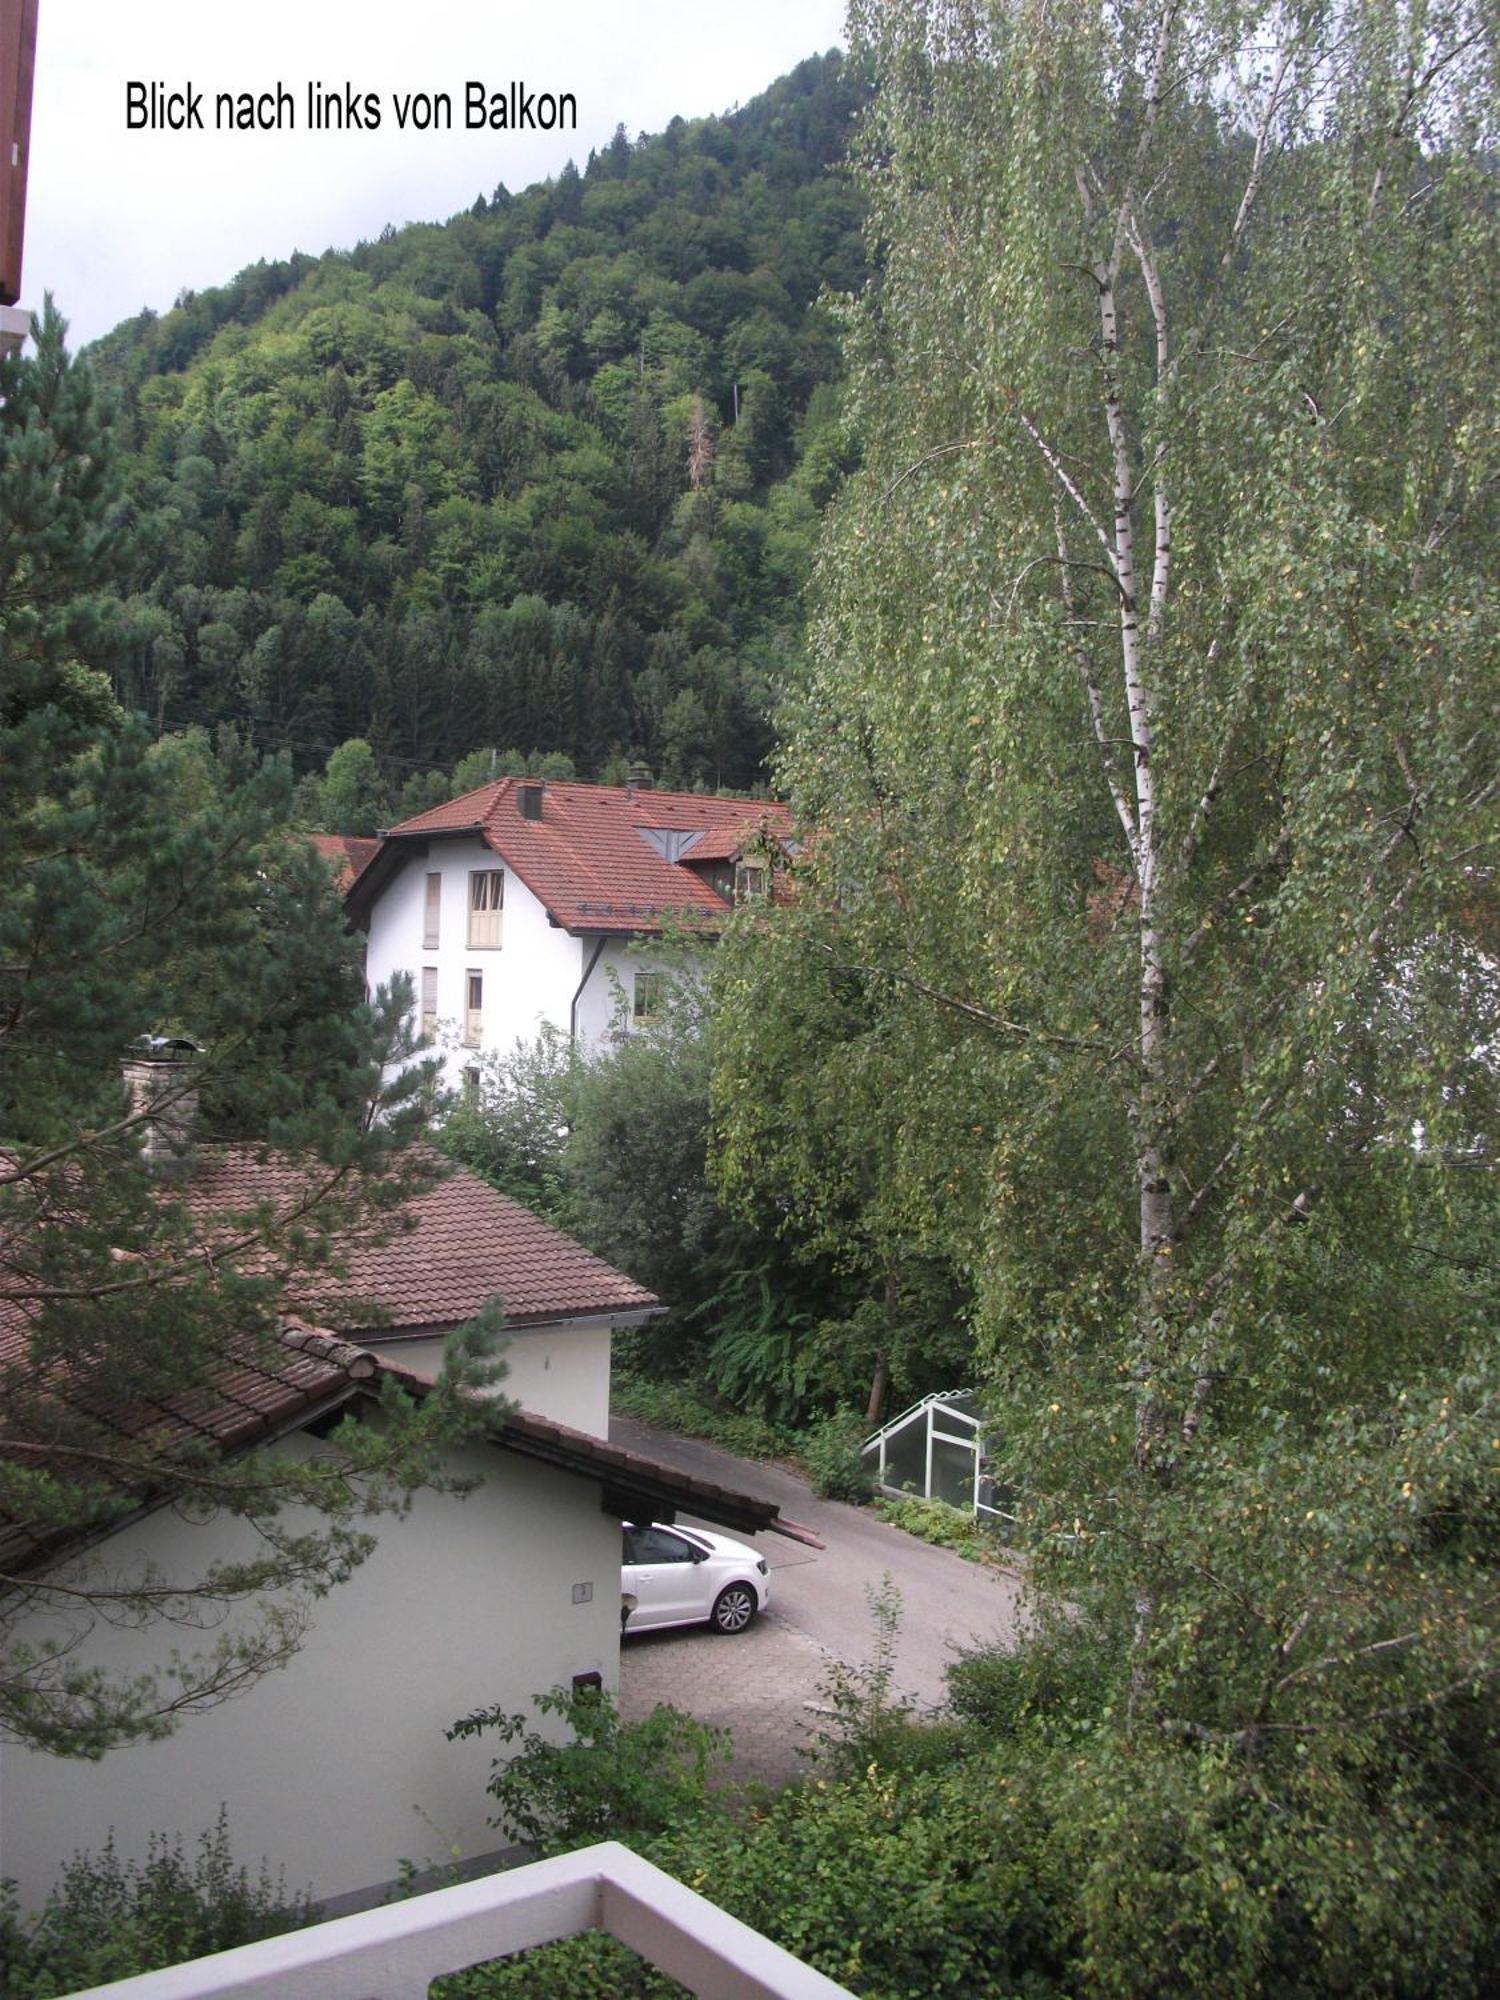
[358,777,792,936]
[0,1149,770,1585]
[182,1147,660,1331]
[494,1405,783,1538]
[0,1320,377,1576]
[676,829,738,864]
[0,1326,782,1580]
[309,833,381,894]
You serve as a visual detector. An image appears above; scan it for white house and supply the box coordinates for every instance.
[0,1144,785,1915]
[343,777,792,1089]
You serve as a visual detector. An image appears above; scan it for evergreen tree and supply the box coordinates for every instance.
[0,311,494,1758]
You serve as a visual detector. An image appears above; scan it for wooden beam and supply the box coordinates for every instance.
[0,0,39,306]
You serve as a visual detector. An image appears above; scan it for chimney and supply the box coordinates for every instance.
[517,782,544,821]
[626,762,654,794]
[122,1035,202,1172]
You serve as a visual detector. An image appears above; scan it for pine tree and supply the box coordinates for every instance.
[0,308,494,1757]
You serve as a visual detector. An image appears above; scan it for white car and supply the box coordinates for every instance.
[621,1521,769,1635]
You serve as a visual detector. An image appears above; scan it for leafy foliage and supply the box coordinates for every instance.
[436,1027,575,1216]
[801,1409,876,1502]
[82,57,868,795]
[445,1685,728,1852]
[713,0,1500,1979]
[870,1494,1004,1565]
[605,1369,800,1464]
[0,1812,316,1998]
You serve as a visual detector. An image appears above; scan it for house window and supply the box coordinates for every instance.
[423,872,442,949]
[633,971,665,1024]
[734,862,768,902]
[468,869,504,949]
[420,966,438,1038]
[464,970,483,1047]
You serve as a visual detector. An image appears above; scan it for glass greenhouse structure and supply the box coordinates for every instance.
[860,1391,1011,1524]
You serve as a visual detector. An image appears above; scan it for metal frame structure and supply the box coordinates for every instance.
[861,1390,1010,1523]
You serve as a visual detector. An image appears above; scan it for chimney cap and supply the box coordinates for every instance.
[126,1033,203,1063]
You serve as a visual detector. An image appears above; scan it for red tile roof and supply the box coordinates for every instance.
[182,1146,660,1331]
[0,1150,777,1583]
[365,777,792,936]
[309,833,381,894]
[0,1318,379,1574]
[678,823,757,864]
[0,1324,783,1579]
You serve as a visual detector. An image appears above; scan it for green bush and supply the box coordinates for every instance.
[609,1369,799,1462]
[802,1410,875,1502]
[435,1748,1071,2000]
[435,1931,685,1998]
[945,1631,1115,1744]
[451,1612,1500,1999]
[0,1812,316,1999]
[870,1492,1005,1564]
[446,1686,728,1852]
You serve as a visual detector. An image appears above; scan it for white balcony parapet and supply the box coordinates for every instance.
[65,1840,856,1999]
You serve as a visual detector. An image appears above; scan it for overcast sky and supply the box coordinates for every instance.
[21,1,848,352]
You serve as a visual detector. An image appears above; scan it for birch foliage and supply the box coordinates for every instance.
[717,1,1500,1970]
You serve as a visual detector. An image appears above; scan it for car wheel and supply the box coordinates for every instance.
[710,1583,757,1634]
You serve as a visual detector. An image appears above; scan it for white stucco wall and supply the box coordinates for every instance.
[363,838,584,1088]
[369,1320,615,1439]
[0,1440,620,1913]
[572,940,703,1051]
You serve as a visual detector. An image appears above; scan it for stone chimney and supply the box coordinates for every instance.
[122,1034,202,1171]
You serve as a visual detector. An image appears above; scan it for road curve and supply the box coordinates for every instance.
[610,1413,1026,1711]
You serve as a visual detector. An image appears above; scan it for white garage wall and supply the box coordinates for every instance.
[369,1320,615,1439]
[0,1440,620,1912]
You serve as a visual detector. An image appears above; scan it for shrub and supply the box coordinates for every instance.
[436,1028,574,1215]
[434,1748,1072,2000]
[608,1369,799,1462]
[870,1492,1004,1564]
[802,1410,875,1502]
[0,1812,316,1999]
[945,1629,1116,1744]
[446,1685,729,1853]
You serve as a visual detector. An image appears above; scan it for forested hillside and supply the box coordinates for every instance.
[83,52,864,799]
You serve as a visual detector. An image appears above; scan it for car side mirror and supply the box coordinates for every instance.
[691,1549,707,1563]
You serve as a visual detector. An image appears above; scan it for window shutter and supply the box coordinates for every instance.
[420,966,438,1036]
[423,873,441,949]
[467,871,504,948]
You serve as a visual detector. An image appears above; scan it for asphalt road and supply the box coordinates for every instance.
[610,1414,1025,1711]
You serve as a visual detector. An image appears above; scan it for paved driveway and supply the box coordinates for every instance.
[613,1415,1025,1789]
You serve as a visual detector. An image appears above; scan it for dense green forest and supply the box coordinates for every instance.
[82,52,865,798]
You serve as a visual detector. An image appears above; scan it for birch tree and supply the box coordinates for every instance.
[721,1,1499,1966]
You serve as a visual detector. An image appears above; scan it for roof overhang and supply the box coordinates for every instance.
[366,1307,665,1342]
[344,827,487,930]
[491,1406,782,1539]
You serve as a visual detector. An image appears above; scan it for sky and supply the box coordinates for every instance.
[21,1,848,351]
